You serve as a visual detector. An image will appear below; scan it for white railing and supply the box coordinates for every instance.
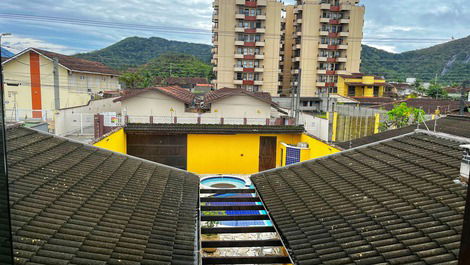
[5,109,52,122]
[124,115,275,126]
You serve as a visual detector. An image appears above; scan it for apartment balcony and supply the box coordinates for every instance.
[296,19,302,24]
[293,56,301,62]
[243,54,255,60]
[255,54,264,59]
[326,70,336,75]
[320,3,330,10]
[292,81,299,86]
[318,57,327,62]
[235,27,244,32]
[320,18,330,23]
[292,69,300,74]
[325,82,336,87]
[235,40,245,46]
[234,79,243,85]
[213,67,218,71]
[243,68,255,72]
[213,41,219,46]
[296,31,302,36]
[337,70,349,75]
[234,53,244,59]
[337,57,347,63]
[327,45,339,50]
[234,67,244,72]
[320,31,329,36]
[213,14,218,20]
[245,1,257,7]
[328,32,339,38]
[211,47,217,53]
[294,44,301,50]
[212,27,218,33]
[316,82,326,87]
[257,15,266,20]
[256,28,266,33]
[257,0,267,6]
[243,80,255,85]
[330,5,341,12]
[339,32,349,37]
[212,54,218,59]
[294,6,302,13]
[341,5,352,11]
[235,0,244,4]
[329,19,340,25]
[339,44,348,49]
[317,69,327,74]
[254,67,264,72]
[340,19,350,24]
[254,80,263,85]
[245,15,257,21]
[235,14,245,19]
[255,41,265,46]
[319,44,328,49]
[244,28,257,34]
[213,0,219,7]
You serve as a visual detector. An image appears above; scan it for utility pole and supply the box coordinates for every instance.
[461,81,469,115]
[53,57,60,110]
[0,32,14,265]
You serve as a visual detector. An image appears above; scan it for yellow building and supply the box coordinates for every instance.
[2,48,120,120]
[337,73,386,97]
[212,0,283,95]
[94,124,340,175]
[291,0,365,97]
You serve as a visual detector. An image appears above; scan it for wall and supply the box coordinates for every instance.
[214,0,236,89]
[263,0,283,96]
[208,95,271,119]
[299,113,329,141]
[300,133,340,159]
[54,97,121,136]
[122,90,192,118]
[345,5,364,74]
[281,5,295,96]
[187,133,301,174]
[93,128,127,154]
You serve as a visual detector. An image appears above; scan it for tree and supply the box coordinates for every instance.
[426,81,448,99]
[383,103,426,129]
[118,72,154,89]
[413,80,426,96]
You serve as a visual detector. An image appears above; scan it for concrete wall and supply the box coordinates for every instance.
[281,5,295,95]
[207,95,271,118]
[54,97,121,136]
[121,90,191,118]
[93,128,127,154]
[262,0,283,96]
[214,0,236,89]
[187,133,301,174]
[299,113,329,141]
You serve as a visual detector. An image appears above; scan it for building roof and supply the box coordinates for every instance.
[154,77,208,86]
[252,131,468,265]
[7,126,199,264]
[345,82,385,86]
[3,48,119,76]
[204,87,274,105]
[339,73,385,80]
[114,86,196,104]
[336,115,470,149]
[352,97,397,106]
[444,86,470,94]
[124,123,305,134]
[371,98,469,114]
[1,56,9,63]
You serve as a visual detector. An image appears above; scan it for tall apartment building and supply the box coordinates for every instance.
[212,0,283,95]
[291,0,364,97]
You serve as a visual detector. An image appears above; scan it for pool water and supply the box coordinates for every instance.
[201,176,247,189]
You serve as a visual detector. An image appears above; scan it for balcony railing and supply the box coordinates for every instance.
[124,115,285,126]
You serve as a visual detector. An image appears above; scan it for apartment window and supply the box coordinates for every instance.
[348,86,356,96]
[80,76,86,80]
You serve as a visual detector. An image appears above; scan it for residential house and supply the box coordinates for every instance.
[337,73,386,98]
[113,86,196,121]
[2,48,120,119]
[445,86,470,101]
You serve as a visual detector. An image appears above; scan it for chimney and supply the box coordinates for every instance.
[461,144,470,184]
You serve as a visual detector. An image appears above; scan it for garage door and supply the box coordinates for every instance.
[127,133,187,170]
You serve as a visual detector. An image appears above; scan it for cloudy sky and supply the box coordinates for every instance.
[0,0,469,55]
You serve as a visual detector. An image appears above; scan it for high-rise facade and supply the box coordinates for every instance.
[212,0,283,95]
[212,0,364,98]
[291,0,364,97]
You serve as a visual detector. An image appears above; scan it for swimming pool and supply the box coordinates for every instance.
[200,176,247,189]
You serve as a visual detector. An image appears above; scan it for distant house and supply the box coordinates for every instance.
[444,86,470,100]
[337,73,386,97]
[388,82,416,97]
[114,86,196,120]
[2,48,120,119]
[203,87,277,119]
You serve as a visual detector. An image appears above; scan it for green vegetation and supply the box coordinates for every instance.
[381,103,426,130]
[75,36,212,70]
[361,35,470,83]
[119,53,213,89]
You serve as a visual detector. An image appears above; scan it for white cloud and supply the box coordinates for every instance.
[2,35,81,55]
[364,43,398,53]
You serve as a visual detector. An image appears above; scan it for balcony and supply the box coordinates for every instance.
[211,47,217,53]
[255,54,264,59]
[235,41,245,46]
[319,44,328,49]
[317,69,327,74]
[339,32,349,37]
[325,82,336,87]
[245,41,256,46]
[243,80,255,85]
[294,44,301,49]
[296,18,302,24]
[257,15,266,20]
[254,80,263,85]
[234,79,243,85]
[320,31,329,36]
[327,45,338,50]
[294,6,302,13]
[255,41,265,46]
[339,44,348,49]
[340,19,350,24]
[213,67,218,71]
[212,54,218,59]
[245,1,257,7]
[328,32,339,38]
[213,0,219,7]
[244,28,257,34]
[292,69,300,74]
[320,18,330,23]
[234,67,243,72]
[320,3,330,10]
[235,14,245,19]
[326,70,336,75]
[235,27,244,32]
[296,31,302,36]
[318,57,327,62]
[256,28,266,33]
[337,57,347,63]
[293,56,301,62]
[337,70,349,75]
[235,0,245,5]
[243,68,255,72]
[316,82,326,87]
[329,19,340,25]
[341,5,352,11]
[243,54,255,60]
[234,54,244,59]
[213,14,218,20]
[245,15,257,21]
[254,67,264,72]
[330,5,340,12]
[213,41,219,46]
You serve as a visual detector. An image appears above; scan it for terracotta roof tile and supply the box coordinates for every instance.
[204,87,274,105]
[114,86,195,104]
[33,48,119,75]
[370,98,469,114]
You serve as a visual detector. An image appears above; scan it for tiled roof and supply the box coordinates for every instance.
[204,87,274,105]
[33,48,119,75]
[353,97,397,105]
[124,123,305,134]
[252,132,468,265]
[371,98,469,114]
[336,115,470,149]
[1,56,9,63]
[339,73,385,80]
[154,77,208,86]
[114,86,196,104]
[7,126,199,264]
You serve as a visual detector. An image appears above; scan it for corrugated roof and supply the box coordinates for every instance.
[252,131,468,265]
[7,126,199,264]
[114,86,196,104]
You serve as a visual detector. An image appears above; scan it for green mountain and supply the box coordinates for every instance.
[119,53,213,89]
[75,36,212,70]
[361,35,470,83]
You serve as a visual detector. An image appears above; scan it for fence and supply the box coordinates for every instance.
[299,113,329,141]
[5,109,52,123]
[331,105,386,142]
[125,115,279,125]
